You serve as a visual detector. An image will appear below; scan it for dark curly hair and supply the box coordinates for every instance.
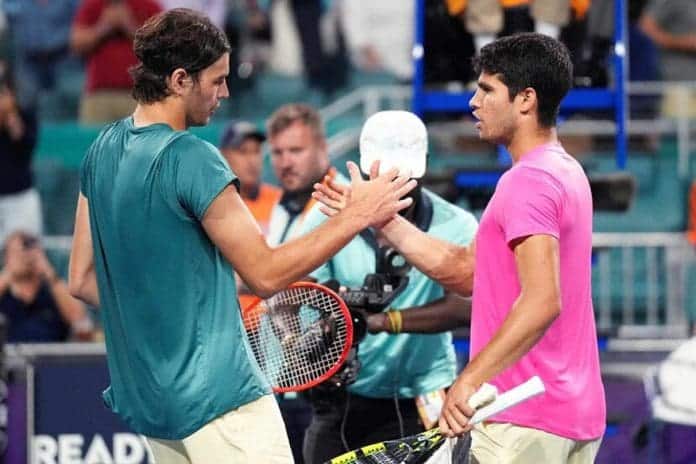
[473,33,573,128]
[130,8,231,103]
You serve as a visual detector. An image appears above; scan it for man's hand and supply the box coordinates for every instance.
[338,161,416,229]
[314,161,415,228]
[439,377,478,437]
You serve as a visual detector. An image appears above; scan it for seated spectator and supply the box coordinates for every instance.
[219,120,281,235]
[0,59,42,246]
[70,0,161,125]
[0,231,94,342]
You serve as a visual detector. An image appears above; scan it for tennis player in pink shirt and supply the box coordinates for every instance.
[314,32,605,463]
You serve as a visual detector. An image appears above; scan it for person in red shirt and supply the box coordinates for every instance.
[70,0,161,124]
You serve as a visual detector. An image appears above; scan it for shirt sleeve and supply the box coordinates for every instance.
[499,167,564,245]
[173,136,236,221]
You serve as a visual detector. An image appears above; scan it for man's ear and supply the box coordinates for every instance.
[518,87,537,115]
[168,68,191,96]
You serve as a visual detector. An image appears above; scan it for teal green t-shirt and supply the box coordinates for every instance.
[299,189,478,398]
[80,118,270,439]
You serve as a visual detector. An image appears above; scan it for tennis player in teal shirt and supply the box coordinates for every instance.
[68,9,417,464]
[299,180,478,463]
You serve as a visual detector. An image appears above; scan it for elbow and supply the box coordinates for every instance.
[246,278,279,299]
[68,271,90,302]
[544,295,562,325]
[68,278,85,301]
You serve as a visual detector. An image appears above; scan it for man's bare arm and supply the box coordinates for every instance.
[368,292,470,334]
[379,216,475,296]
[204,169,416,298]
[439,234,561,436]
[68,194,100,307]
[313,163,476,296]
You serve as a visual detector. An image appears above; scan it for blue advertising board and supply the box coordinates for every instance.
[9,353,152,464]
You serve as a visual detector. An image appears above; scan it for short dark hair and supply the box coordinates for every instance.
[473,33,573,127]
[130,8,231,103]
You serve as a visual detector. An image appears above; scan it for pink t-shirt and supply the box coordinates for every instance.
[470,142,606,440]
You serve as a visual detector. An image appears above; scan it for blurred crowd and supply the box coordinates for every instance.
[0,0,694,344]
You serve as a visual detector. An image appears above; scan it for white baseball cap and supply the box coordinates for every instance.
[359,111,428,179]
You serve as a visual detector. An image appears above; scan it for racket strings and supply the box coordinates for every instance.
[246,287,350,389]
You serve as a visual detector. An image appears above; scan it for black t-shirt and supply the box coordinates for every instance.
[0,284,69,342]
[0,107,38,195]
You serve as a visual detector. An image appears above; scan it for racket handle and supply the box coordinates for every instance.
[469,376,545,425]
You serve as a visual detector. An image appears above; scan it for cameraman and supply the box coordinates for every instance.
[0,59,42,246]
[297,169,478,463]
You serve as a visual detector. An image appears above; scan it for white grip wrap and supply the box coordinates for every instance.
[470,376,546,425]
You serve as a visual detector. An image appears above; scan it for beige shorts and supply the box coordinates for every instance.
[146,395,294,464]
[469,422,602,464]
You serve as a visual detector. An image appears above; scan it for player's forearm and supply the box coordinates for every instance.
[249,211,369,297]
[457,293,560,389]
[380,216,474,296]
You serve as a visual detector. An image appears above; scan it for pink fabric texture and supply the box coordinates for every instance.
[470,142,606,440]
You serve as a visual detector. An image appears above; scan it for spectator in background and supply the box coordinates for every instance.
[266,103,335,246]
[2,0,81,109]
[444,0,578,53]
[70,0,161,125]
[0,59,42,246]
[0,231,94,342]
[340,0,415,81]
[639,0,696,119]
[219,120,281,235]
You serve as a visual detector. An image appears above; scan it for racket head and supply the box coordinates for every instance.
[244,282,354,393]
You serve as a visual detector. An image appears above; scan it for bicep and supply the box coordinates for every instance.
[513,234,561,309]
[201,184,271,282]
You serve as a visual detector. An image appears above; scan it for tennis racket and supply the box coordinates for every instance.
[243,282,354,393]
[325,376,546,464]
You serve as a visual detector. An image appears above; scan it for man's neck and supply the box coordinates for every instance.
[132,101,186,131]
[507,126,558,163]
